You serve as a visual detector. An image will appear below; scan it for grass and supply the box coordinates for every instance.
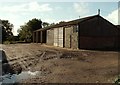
[3,41,17,44]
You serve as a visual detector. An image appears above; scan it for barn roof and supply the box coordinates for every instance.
[34,15,119,36]
[34,15,99,32]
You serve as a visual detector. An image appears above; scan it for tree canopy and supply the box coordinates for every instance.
[0,20,14,43]
[18,18,42,42]
[42,22,49,28]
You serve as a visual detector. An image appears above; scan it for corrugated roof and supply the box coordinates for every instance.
[34,15,99,32]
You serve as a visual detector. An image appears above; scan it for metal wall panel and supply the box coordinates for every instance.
[47,29,54,45]
[58,27,63,47]
[54,28,58,46]
[54,27,63,47]
[65,27,72,48]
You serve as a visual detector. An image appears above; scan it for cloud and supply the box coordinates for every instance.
[5,15,24,35]
[105,9,118,25]
[0,1,53,35]
[73,2,89,16]
[0,1,53,13]
[28,2,53,12]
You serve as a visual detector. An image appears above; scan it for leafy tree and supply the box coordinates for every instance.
[18,18,42,42]
[42,22,49,28]
[50,23,55,26]
[27,18,42,31]
[0,20,14,43]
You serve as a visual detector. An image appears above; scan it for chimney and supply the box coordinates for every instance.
[98,9,100,15]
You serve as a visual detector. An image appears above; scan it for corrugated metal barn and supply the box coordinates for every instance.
[33,15,119,50]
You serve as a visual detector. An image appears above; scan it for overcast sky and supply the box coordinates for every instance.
[0,0,119,35]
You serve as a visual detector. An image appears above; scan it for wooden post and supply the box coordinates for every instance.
[33,32,35,43]
[36,32,38,43]
[38,31,39,43]
[70,35,72,48]
[39,31,41,43]
[34,32,36,43]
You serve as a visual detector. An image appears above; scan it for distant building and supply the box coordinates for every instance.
[33,15,119,50]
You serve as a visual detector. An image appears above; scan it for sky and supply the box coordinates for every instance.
[0,0,119,35]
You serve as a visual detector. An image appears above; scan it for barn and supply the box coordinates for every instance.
[33,15,119,50]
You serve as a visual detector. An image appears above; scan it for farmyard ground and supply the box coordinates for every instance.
[1,43,118,84]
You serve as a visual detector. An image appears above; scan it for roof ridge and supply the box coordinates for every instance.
[68,14,98,22]
[34,14,99,32]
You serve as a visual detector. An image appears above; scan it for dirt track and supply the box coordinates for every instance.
[2,43,118,83]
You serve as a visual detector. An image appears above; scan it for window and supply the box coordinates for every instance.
[73,25,79,33]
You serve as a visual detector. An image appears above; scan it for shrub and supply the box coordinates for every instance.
[3,41,11,44]
[3,41,16,44]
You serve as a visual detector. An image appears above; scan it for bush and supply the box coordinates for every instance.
[3,41,16,44]
[3,41,11,44]
[10,41,17,44]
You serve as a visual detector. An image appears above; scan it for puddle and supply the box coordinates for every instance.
[0,71,42,84]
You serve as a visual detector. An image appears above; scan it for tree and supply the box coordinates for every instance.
[50,23,55,26]
[42,22,49,28]
[27,18,42,31]
[18,18,42,42]
[0,20,14,43]
[59,21,66,24]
